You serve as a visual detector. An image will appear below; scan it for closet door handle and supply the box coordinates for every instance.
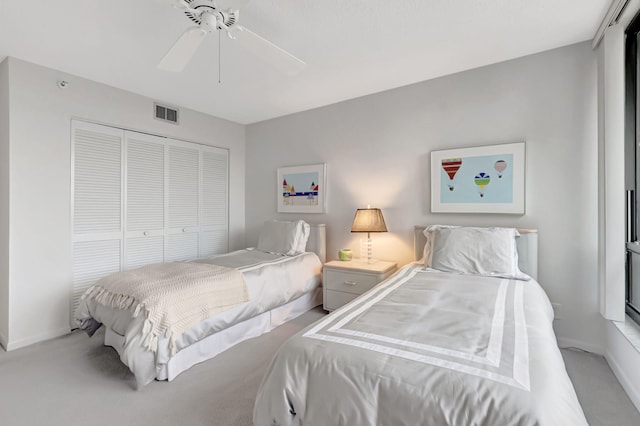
[143,231,148,236]
[344,281,357,286]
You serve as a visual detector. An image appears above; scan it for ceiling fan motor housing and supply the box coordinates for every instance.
[185,0,238,30]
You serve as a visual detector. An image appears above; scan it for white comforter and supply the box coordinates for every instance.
[254,263,587,425]
[76,249,322,388]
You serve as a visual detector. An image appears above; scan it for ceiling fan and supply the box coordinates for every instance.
[158,0,306,75]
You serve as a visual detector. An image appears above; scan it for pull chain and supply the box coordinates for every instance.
[218,29,222,84]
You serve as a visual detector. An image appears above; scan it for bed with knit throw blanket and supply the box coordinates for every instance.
[75,221,325,389]
[78,262,248,355]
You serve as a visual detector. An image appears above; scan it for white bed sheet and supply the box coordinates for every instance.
[78,249,322,388]
[254,263,587,425]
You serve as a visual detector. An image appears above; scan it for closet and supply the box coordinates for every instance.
[70,120,229,324]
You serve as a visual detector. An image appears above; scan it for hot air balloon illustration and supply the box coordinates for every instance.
[282,179,291,204]
[474,172,491,198]
[442,158,462,191]
[494,160,507,178]
[307,181,316,205]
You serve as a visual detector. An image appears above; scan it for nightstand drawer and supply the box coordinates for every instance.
[324,270,379,295]
[322,260,397,312]
[324,290,359,311]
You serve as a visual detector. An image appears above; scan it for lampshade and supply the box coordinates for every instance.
[351,208,388,234]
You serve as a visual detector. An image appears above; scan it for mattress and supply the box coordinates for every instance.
[76,249,322,388]
[253,263,587,425]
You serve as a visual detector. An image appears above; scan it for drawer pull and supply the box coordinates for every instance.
[343,281,357,286]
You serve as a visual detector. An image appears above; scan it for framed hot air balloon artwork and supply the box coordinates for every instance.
[430,142,525,214]
[277,163,327,213]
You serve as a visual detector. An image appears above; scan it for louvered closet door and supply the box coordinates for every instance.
[166,140,200,262]
[200,146,229,257]
[124,132,165,269]
[70,121,123,324]
[70,121,231,327]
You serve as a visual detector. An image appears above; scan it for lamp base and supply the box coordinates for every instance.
[360,238,375,264]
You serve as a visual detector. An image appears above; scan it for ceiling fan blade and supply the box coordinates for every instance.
[229,25,306,76]
[158,26,208,72]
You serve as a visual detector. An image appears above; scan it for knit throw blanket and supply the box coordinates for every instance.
[81,262,248,355]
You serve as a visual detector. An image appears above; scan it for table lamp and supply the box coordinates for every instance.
[351,207,388,263]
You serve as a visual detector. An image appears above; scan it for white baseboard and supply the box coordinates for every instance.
[606,350,640,412]
[0,330,7,351]
[605,319,640,413]
[557,337,604,355]
[4,327,70,351]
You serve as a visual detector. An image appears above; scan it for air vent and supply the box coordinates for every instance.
[154,103,179,124]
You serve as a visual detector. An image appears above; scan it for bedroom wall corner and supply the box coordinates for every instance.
[4,57,246,350]
[0,57,10,349]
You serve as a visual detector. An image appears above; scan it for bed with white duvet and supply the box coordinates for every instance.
[75,220,325,389]
[253,225,587,425]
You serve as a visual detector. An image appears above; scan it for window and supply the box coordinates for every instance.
[625,13,640,326]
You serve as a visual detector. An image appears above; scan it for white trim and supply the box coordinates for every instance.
[486,279,509,366]
[598,24,626,322]
[306,329,529,390]
[0,330,7,350]
[328,278,508,367]
[4,327,70,351]
[512,282,530,390]
[613,316,640,350]
[592,0,631,49]
[606,352,640,412]
[605,320,640,412]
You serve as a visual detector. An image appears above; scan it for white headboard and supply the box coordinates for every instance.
[307,224,327,264]
[413,226,538,280]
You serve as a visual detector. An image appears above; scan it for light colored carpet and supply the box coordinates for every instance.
[0,307,638,425]
[561,347,640,426]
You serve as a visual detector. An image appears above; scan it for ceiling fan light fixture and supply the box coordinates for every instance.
[199,11,217,31]
[159,0,305,75]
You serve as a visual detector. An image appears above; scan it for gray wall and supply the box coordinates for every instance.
[0,59,9,348]
[246,42,603,351]
[3,57,246,350]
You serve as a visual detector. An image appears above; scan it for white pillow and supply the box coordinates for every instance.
[425,226,529,280]
[296,221,311,253]
[257,220,310,256]
[422,224,458,266]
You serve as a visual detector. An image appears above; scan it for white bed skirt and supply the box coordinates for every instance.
[104,287,322,382]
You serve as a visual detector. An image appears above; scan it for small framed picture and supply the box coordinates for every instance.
[431,142,525,214]
[277,163,327,213]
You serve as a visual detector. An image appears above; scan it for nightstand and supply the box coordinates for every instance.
[323,260,398,311]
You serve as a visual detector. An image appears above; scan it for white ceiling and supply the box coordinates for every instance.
[0,0,610,124]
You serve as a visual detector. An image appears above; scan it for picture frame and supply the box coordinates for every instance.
[277,163,327,213]
[431,142,525,214]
